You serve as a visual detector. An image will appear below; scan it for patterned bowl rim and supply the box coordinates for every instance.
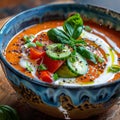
[0,3,120,89]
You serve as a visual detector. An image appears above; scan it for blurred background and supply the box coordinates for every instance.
[0,0,72,19]
[0,0,120,19]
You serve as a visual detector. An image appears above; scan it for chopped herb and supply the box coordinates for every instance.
[26,62,33,72]
[54,44,65,52]
[26,42,36,48]
[35,41,43,47]
[69,51,77,63]
[53,73,59,80]
[97,56,104,63]
[38,64,47,71]
[23,35,31,43]
[71,50,76,56]
[23,35,35,43]
[94,54,104,63]
[109,47,115,51]
[69,57,76,63]
[108,64,120,73]
[84,25,92,32]
[29,34,35,39]
[105,53,110,57]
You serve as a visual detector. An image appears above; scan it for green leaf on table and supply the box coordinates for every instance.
[0,105,19,120]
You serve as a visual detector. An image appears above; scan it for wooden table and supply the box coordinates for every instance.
[0,16,120,120]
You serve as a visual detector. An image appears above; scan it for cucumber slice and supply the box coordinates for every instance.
[67,52,88,75]
[46,43,71,60]
[56,64,78,78]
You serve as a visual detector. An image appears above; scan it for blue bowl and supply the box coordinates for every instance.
[0,3,120,119]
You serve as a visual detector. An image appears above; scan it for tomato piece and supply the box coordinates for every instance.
[38,71,53,83]
[43,54,64,73]
[29,47,45,59]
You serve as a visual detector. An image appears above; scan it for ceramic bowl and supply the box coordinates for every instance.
[0,3,120,119]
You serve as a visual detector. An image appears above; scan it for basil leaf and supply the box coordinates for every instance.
[77,46,97,64]
[53,73,59,80]
[108,64,120,73]
[73,39,87,46]
[38,64,47,71]
[72,26,83,39]
[47,28,70,44]
[63,13,83,39]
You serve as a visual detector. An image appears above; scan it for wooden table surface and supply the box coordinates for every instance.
[0,15,120,120]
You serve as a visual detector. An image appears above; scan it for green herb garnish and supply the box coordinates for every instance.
[35,41,43,47]
[108,64,120,73]
[23,35,35,43]
[105,53,110,57]
[94,54,104,63]
[97,56,104,63]
[26,62,33,72]
[47,13,97,63]
[69,57,76,63]
[47,28,70,44]
[84,25,92,32]
[38,64,47,71]
[53,73,59,80]
[23,35,36,48]
[77,46,97,64]
[26,42,36,48]
[0,105,19,120]
[53,44,65,53]
[70,50,77,63]
[47,13,84,46]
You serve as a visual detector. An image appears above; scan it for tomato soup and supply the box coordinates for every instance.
[5,14,120,86]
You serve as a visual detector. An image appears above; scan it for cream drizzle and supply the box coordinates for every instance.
[93,29,120,53]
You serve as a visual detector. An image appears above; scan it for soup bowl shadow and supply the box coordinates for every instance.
[0,3,120,119]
